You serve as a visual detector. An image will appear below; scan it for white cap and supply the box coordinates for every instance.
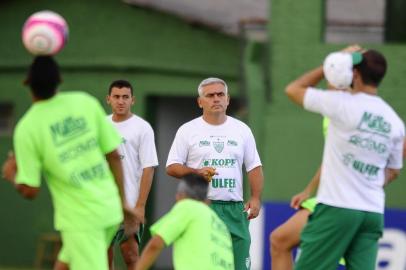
[323,52,354,89]
[323,51,363,89]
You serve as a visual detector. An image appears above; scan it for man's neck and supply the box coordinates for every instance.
[202,113,227,125]
[112,113,133,122]
[31,90,57,103]
[351,84,378,96]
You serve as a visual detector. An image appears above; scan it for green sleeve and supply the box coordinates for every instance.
[323,117,330,138]
[150,201,192,246]
[14,122,42,187]
[92,98,121,154]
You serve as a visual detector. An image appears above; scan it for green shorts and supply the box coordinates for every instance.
[111,223,144,245]
[210,200,250,270]
[58,224,119,270]
[295,204,383,270]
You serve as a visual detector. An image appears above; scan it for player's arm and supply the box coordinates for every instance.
[106,149,139,234]
[291,165,321,209]
[2,152,39,199]
[384,168,400,187]
[245,166,264,220]
[135,235,165,270]
[285,66,324,106]
[166,163,216,181]
[384,137,405,186]
[134,166,155,224]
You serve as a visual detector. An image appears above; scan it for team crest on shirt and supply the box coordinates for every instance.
[213,141,224,153]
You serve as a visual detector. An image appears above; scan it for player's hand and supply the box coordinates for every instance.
[290,191,310,210]
[2,151,17,184]
[244,197,261,220]
[123,204,140,236]
[197,167,217,182]
[134,205,146,224]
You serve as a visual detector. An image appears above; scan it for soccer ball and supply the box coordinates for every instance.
[22,10,69,55]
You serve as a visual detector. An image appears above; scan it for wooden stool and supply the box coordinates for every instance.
[34,232,62,269]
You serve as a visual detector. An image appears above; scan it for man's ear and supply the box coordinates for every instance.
[197,97,202,109]
[106,95,111,105]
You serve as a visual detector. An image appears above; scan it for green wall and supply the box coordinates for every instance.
[263,0,406,207]
[0,0,240,266]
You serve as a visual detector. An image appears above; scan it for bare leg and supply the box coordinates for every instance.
[53,260,69,270]
[270,209,311,270]
[120,236,139,270]
[108,245,115,270]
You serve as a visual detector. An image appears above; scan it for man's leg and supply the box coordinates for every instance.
[53,260,69,270]
[270,209,311,270]
[111,223,143,270]
[344,212,383,270]
[295,204,363,270]
[59,224,118,270]
[120,236,139,270]
[211,201,251,270]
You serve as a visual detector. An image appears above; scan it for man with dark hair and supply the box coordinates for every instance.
[285,46,405,270]
[136,174,234,270]
[106,79,158,270]
[2,56,138,270]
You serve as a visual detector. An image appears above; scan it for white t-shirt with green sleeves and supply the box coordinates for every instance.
[150,199,234,270]
[14,92,123,231]
[166,116,262,201]
[304,88,405,213]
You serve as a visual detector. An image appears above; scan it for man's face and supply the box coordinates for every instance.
[198,82,229,114]
[107,87,134,116]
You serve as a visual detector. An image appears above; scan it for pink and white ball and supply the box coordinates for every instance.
[22,11,69,55]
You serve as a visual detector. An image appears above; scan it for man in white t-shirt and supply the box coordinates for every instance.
[166,77,264,270]
[106,80,159,270]
[285,46,405,270]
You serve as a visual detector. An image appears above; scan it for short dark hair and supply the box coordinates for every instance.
[108,80,133,95]
[25,56,61,99]
[354,49,387,87]
[177,174,209,201]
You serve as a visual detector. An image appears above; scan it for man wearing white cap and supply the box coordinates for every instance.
[166,77,264,270]
[285,46,405,270]
[270,50,354,270]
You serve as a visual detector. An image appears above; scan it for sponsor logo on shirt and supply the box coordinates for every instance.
[227,140,238,146]
[342,153,380,180]
[50,116,89,146]
[58,137,98,162]
[348,135,387,154]
[202,159,237,168]
[69,162,107,187]
[211,178,236,190]
[199,140,210,147]
[357,112,391,138]
[210,215,234,269]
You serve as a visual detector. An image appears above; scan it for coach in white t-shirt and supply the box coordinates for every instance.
[286,46,405,270]
[106,80,158,270]
[166,77,264,270]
